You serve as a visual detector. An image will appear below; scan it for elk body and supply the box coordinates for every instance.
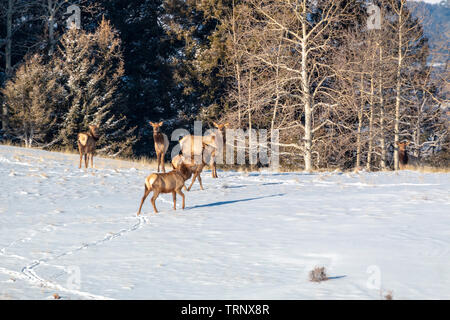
[77,125,99,169]
[397,141,420,170]
[171,145,216,191]
[137,163,193,215]
[178,122,228,179]
[150,121,169,173]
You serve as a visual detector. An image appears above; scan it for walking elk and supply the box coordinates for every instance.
[137,162,193,215]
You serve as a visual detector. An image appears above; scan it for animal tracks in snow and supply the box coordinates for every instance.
[1,145,449,299]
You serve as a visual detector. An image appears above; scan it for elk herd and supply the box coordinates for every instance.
[76,121,229,215]
[76,121,417,215]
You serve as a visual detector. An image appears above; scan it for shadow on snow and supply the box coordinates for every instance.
[187,193,286,210]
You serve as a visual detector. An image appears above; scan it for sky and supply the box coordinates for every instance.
[417,0,444,3]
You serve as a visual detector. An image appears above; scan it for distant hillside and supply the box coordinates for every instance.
[409,0,449,63]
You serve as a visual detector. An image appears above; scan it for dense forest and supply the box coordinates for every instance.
[0,0,448,170]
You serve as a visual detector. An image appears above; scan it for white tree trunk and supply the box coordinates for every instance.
[366,70,375,171]
[356,73,364,169]
[378,46,386,170]
[302,23,312,172]
[394,5,404,171]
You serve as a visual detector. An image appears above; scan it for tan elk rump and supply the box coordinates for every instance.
[77,125,99,169]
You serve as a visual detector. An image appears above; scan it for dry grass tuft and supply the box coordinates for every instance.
[309,266,328,282]
[411,166,450,173]
[384,290,393,300]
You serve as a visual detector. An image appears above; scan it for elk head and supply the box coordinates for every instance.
[149,121,164,134]
[396,141,410,152]
[89,124,99,139]
[213,121,229,133]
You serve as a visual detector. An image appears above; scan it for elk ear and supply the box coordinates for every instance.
[224,122,230,127]
[149,121,154,126]
[213,121,219,128]
[158,121,164,126]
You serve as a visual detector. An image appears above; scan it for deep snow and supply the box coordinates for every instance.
[0,145,449,299]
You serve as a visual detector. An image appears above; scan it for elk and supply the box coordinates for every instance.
[396,141,420,170]
[178,122,228,179]
[77,125,99,169]
[149,121,169,173]
[210,122,229,178]
[137,162,193,215]
[171,143,216,191]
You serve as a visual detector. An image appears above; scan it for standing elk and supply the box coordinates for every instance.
[137,162,193,215]
[178,122,228,179]
[210,122,229,178]
[77,124,99,169]
[149,121,169,173]
[396,141,420,170]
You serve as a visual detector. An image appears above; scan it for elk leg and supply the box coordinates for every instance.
[90,153,94,168]
[156,153,161,172]
[84,154,88,168]
[151,190,160,213]
[79,153,83,169]
[161,152,166,173]
[172,191,176,210]
[187,171,199,191]
[137,185,151,216]
[210,158,217,178]
[78,143,83,168]
[176,189,185,209]
[197,173,204,190]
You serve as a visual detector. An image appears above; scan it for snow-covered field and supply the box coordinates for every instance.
[0,145,449,300]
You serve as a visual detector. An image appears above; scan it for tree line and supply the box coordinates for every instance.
[0,0,448,170]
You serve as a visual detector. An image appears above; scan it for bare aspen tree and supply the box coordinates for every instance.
[229,0,353,171]
[378,42,387,170]
[230,0,243,127]
[380,0,436,169]
[385,0,419,169]
[36,0,98,55]
[218,0,446,170]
